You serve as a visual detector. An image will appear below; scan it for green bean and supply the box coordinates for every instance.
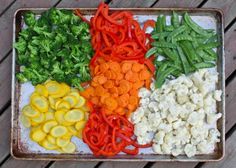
[177,46,191,74]
[162,15,166,30]
[156,15,164,33]
[155,67,176,88]
[180,41,201,62]
[198,50,216,61]
[145,47,157,58]
[156,48,165,55]
[152,41,177,49]
[155,62,168,77]
[171,11,180,28]
[174,34,193,42]
[197,42,220,50]
[163,48,176,61]
[194,62,215,69]
[151,32,169,40]
[205,34,218,43]
[184,12,211,36]
[165,25,174,32]
[204,49,217,59]
[167,25,187,42]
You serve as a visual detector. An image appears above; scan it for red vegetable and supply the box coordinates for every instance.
[83,103,151,156]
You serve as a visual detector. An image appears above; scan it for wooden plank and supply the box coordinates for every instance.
[1,157,49,168]
[151,162,198,168]
[0,0,15,15]
[57,0,101,8]
[225,76,236,132]
[0,107,11,162]
[153,0,204,7]
[0,0,59,61]
[109,0,157,7]
[99,162,147,168]
[50,161,98,168]
[203,0,236,28]
[201,127,236,168]
[225,23,236,78]
[0,56,11,110]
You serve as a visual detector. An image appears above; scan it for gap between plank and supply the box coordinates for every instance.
[143,162,155,168]
[226,69,236,86]
[0,100,11,116]
[150,0,160,7]
[225,17,236,33]
[0,0,17,18]
[44,161,55,168]
[197,0,208,8]
[0,154,11,167]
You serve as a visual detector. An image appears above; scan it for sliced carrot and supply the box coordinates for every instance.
[118,94,129,107]
[145,79,151,89]
[104,97,118,111]
[94,65,100,75]
[109,87,118,94]
[97,75,107,85]
[109,61,121,72]
[100,62,109,73]
[100,92,110,104]
[110,70,117,79]
[139,69,151,80]
[96,57,106,65]
[124,70,133,81]
[121,62,132,73]
[115,107,125,115]
[91,96,99,105]
[103,80,114,89]
[132,62,144,72]
[129,88,138,97]
[119,80,132,92]
[127,104,136,111]
[116,73,124,81]
[104,70,112,79]
[132,80,144,89]
[129,72,139,82]
[95,85,106,96]
[129,95,138,105]
[91,81,99,87]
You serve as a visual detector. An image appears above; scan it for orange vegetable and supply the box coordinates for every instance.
[122,62,132,73]
[97,75,107,84]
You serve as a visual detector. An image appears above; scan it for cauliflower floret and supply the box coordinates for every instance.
[197,140,214,154]
[177,94,189,104]
[147,113,161,131]
[187,112,203,126]
[175,127,191,145]
[131,108,145,124]
[164,132,174,145]
[171,146,183,156]
[204,94,216,106]
[153,131,165,144]
[157,123,172,133]
[184,144,197,157]
[190,126,208,140]
[191,72,203,88]
[183,77,193,88]
[137,132,153,145]
[206,113,222,124]
[148,102,159,112]
[139,98,150,107]
[150,82,156,91]
[172,119,185,129]
[161,143,172,154]
[152,143,163,154]
[134,121,149,137]
[208,128,221,143]
[138,88,151,98]
[167,114,178,123]
[213,90,222,101]
[190,93,203,108]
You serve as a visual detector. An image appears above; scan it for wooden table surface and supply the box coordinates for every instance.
[0,0,235,167]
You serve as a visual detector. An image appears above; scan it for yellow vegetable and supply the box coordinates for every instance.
[48,96,58,109]
[56,138,70,147]
[45,112,54,121]
[63,95,78,108]
[22,105,40,118]
[47,135,56,145]
[20,114,31,128]
[64,109,84,122]
[55,110,74,126]
[61,142,76,153]
[76,129,83,139]
[68,125,77,136]
[68,92,80,100]
[61,83,70,95]
[79,105,90,112]
[42,139,58,150]
[30,95,49,112]
[45,81,61,95]
[75,120,86,131]
[48,107,55,112]
[50,125,68,138]
[35,84,48,97]
[84,112,89,121]
[43,120,58,133]
[74,96,86,108]
[56,100,71,111]
[31,129,46,142]
[31,113,45,124]
[63,132,73,139]
[54,99,63,109]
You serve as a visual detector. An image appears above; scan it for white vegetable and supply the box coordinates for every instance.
[184,144,196,157]
[213,90,222,101]
[153,131,165,144]
[152,143,163,154]
[206,113,222,124]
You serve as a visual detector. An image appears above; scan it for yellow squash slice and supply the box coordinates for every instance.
[43,120,58,133]
[20,114,31,128]
[45,81,61,95]
[45,112,54,121]
[76,129,83,139]
[56,100,71,111]
[55,110,74,126]
[31,129,46,142]
[22,105,40,118]
[68,92,80,100]
[61,142,76,153]
[63,95,78,108]
[56,138,70,147]
[35,84,48,97]
[47,135,56,145]
[42,139,58,150]
[31,113,45,124]
[67,125,77,136]
[74,96,86,108]
[30,95,49,112]
[79,105,90,112]
[50,125,68,138]
[64,109,84,122]
[75,120,86,131]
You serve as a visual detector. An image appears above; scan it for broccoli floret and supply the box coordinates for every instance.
[24,11,36,27]
[16,73,28,83]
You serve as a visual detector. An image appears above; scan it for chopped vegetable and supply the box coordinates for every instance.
[147,12,219,88]
[14,8,93,90]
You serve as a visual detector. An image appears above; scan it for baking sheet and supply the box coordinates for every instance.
[11,8,225,161]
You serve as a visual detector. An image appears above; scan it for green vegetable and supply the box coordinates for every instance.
[14,8,93,90]
[148,11,219,88]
